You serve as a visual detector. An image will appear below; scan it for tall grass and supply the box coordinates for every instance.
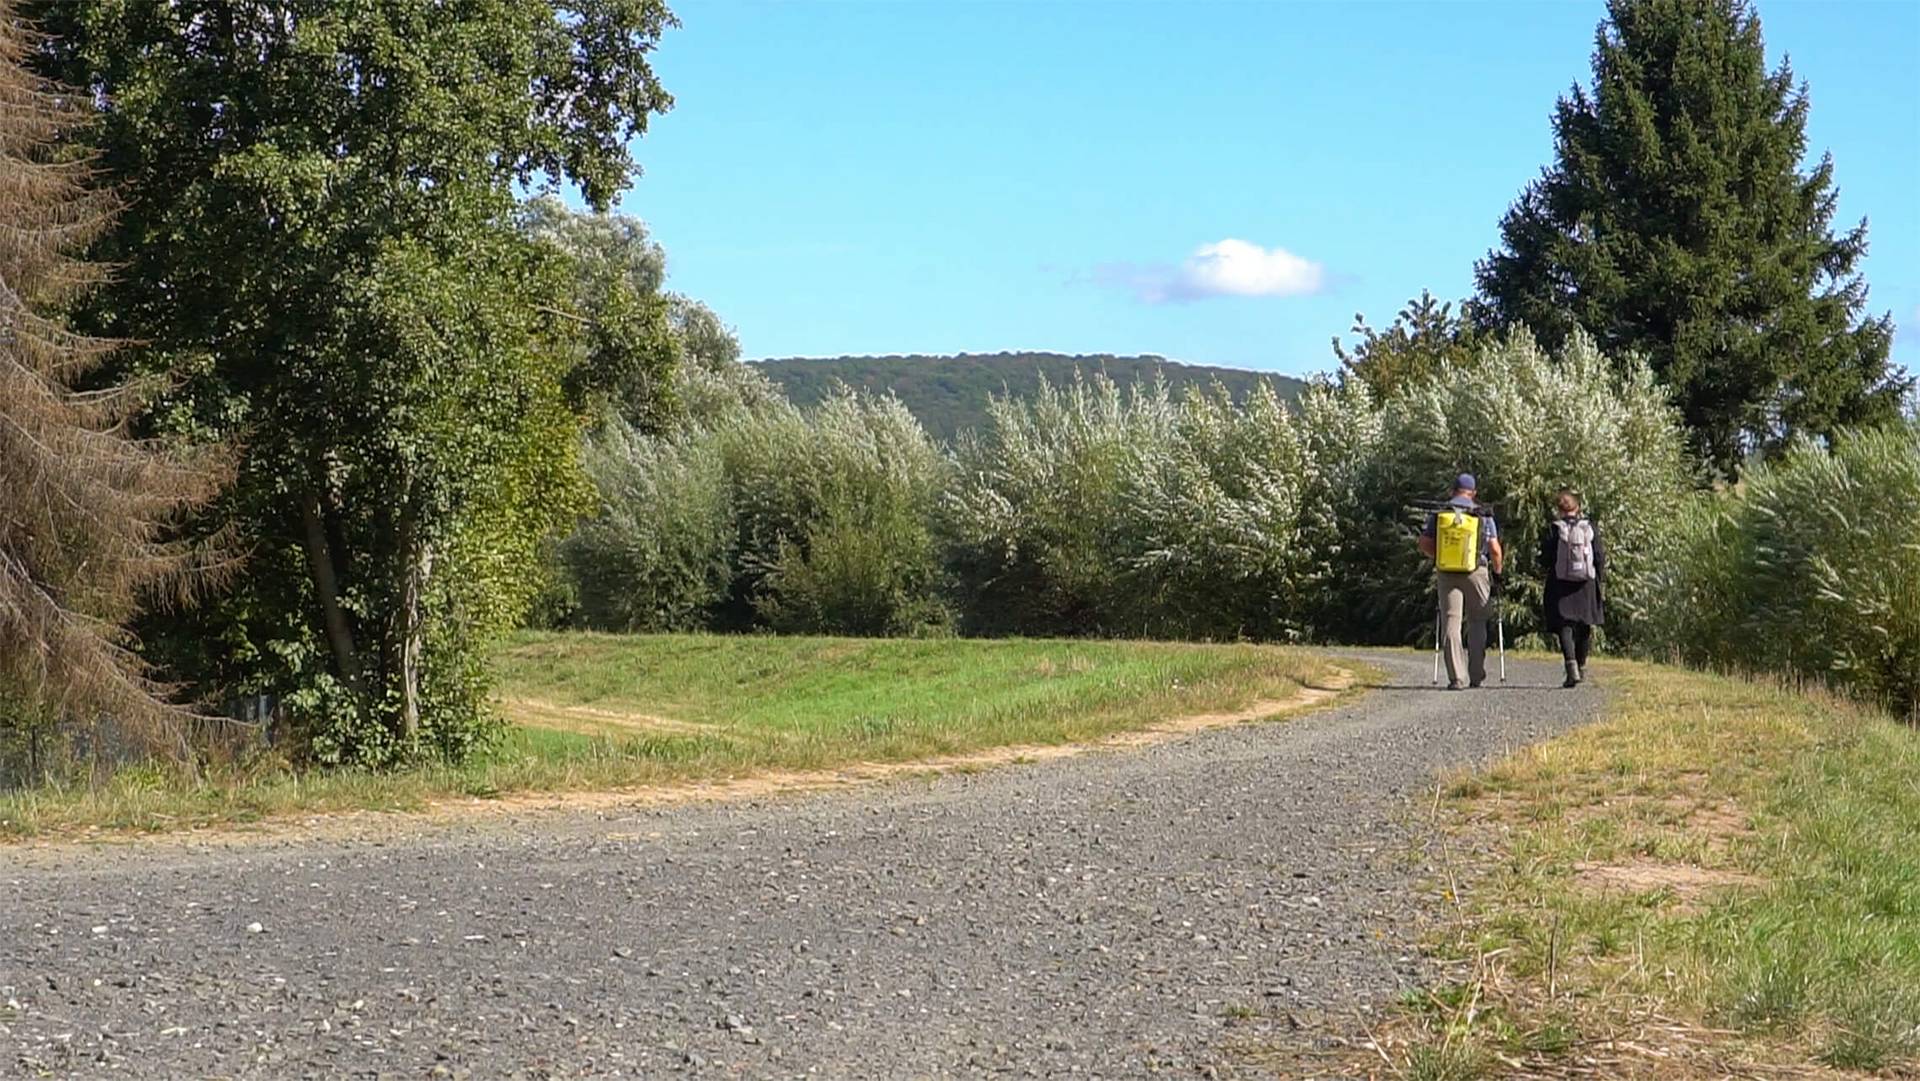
[1638,422,1920,718]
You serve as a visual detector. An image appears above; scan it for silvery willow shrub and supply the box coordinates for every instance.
[943,336,1690,647]
[529,337,778,631]
[725,389,950,635]
[562,421,736,632]
[1290,377,1409,644]
[1639,423,1920,717]
[670,307,788,428]
[1365,329,1693,645]
[1113,383,1313,640]
[560,376,947,636]
[943,375,1175,636]
[565,333,1699,653]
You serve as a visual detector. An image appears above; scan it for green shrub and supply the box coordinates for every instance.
[940,336,1694,648]
[731,391,949,635]
[560,386,948,636]
[1112,383,1313,640]
[1368,330,1694,645]
[1290,378,1400,643]
[944,375,1173,635]
[563,423,735,632]
[1639,422,1920,717]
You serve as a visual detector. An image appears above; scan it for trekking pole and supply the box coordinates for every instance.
[1431,608,1440,686]
[1497,582,1508,684]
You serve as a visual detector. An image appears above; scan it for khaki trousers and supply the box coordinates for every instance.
[1437,567,1491,686]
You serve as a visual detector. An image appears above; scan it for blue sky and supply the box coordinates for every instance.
[619,0,1920,378]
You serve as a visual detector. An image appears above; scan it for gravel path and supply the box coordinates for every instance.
[2,651,1603,1080]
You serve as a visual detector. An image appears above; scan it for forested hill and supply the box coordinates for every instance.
[750,352,1311,441]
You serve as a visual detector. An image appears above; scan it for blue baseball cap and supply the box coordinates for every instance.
[1455,473,1477,491]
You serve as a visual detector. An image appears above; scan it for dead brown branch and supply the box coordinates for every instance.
[0,2,233,760]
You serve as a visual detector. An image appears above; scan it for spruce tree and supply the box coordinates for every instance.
[0,6,229,757]
[1477,0,1909,473]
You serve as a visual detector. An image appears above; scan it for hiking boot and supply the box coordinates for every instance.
[1562,662,1580,688]
[1469,678,1484,689]
[1446,681,1463,691]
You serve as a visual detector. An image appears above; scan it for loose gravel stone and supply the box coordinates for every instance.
[0,652,1600,1078]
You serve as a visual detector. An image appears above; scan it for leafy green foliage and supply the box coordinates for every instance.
[941,334,1692,646]
[755,352,1307,443]
[1114,385,1314,641]
[513,195,750,636]
[718,391,950,635]
[1477,0,1910,474]
[941,375,1326,641]
[1371,330,1694,647]
[32,0,677,764]
[1637,422,1920,717]
[518,196,681,432]
[561,387,949,636]
[572,336,1691,648]
[944,376,1172,637]
[1333,290,1490,400]
[562,424,734,633]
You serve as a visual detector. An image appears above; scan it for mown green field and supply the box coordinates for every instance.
[0,633,1346,839]
[495,631,1344,761]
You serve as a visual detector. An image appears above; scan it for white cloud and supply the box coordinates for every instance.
[1097,239,1327,304]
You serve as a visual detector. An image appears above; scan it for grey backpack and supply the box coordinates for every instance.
[1553,517,1596,582]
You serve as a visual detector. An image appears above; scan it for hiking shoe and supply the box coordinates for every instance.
[1562,662,1580,688]
[1446,681,1463,691]
[1469,679,1484,689]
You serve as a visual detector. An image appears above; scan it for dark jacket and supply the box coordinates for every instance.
[1539,517,1605,629]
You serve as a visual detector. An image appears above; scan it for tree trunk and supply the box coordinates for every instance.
[300,492,361,693]
[395,516,433,745]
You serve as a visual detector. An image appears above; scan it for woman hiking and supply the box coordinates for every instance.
[1540,489,1605,688]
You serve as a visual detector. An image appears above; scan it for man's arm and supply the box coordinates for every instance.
[1489,537,1505,575]
[1418,534,1436,558]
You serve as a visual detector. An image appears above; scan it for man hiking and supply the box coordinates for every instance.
[1419,473,1504,690]
[1540,489,1605,688]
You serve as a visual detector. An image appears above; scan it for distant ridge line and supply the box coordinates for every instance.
[751,352,1310,441]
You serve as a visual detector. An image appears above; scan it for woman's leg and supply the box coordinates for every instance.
[1558,624,1580,687]
[1574,623,1592,669]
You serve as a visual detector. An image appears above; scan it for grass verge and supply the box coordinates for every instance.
[0,632,1351,840]
[1305,660,1920,1079]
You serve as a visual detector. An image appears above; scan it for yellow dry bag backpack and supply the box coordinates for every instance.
[1434,508,1482,573]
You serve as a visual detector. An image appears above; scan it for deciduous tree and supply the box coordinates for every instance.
[31,0,677,762]
[1332,290,1488,399]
